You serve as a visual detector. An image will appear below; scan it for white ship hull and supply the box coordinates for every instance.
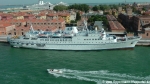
[9,37,141,50]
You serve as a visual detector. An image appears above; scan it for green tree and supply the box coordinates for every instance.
[87,15,108,30]
[70,20,77,23]
[68,4,89,13]
[92,5,99,11]
[99,5,110,11]
[112,5,118,10]
[132,7,137,12]
[142,7,147,11]
[53,5,68,11]
[76,12,81,21]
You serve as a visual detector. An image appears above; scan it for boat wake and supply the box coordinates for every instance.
[48,69,150,84]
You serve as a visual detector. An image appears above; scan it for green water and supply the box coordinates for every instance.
[0,42,150,84]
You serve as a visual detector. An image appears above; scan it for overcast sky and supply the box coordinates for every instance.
[0,0,150,5]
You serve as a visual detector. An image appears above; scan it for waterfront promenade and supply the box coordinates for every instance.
[1,35,150,45]
[0,35,8,42]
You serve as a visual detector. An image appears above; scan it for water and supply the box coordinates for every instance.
[0,5,23,9]
[0,42,150,84]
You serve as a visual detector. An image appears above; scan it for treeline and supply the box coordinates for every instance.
[53,4,123,12]
[53,4,89,12]
[68,4,89,12]
[92,4,121,11]
[53,5,68,11]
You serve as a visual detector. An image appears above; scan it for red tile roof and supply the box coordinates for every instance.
[47,13,58,16]
[0,23,12,28]
[109,21,125,30]
[107,15,117,21]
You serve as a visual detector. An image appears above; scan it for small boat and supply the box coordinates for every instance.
[47,69,63,74]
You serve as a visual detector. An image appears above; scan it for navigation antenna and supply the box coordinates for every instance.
[30,23,35,33]
[83,19,89,31]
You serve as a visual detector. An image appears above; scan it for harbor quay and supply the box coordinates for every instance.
[0,35,8,42]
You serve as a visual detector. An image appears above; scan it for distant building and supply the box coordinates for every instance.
[118,7,122,13]
[126,8,133,16]
[70,11,76,21]
[0,13,13,20]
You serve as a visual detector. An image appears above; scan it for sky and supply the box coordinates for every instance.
[0,0,150,5]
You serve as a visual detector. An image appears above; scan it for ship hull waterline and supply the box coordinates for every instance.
[9,40,139,50]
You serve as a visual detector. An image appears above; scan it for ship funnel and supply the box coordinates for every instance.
[72,27,78,33]
[95,27,97,31]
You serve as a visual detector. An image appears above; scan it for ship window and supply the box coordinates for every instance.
[45,39,49,41]
[24,38,29,39]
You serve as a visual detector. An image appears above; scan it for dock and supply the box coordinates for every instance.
[0,35,8,42]
[136,39,150,46]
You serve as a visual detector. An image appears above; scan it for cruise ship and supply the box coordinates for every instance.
[8,22,141,50]
[25,0,54,10]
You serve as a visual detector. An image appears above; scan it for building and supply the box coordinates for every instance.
[46,13,58,20]
[58,13,70,23]
[0,13,13,20]
[70,11,76,21]
[36,13,46,19]
[0,23,15,35]
[107,15,125,32]
[118,13,134,32]
[0,18,66,36]
[133,15,150,31]
[93,21,103,30]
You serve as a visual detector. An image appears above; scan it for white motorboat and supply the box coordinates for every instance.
[47,69,63,74]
